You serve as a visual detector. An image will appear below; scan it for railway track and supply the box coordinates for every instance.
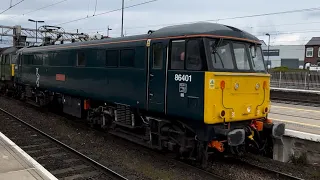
[0,95,309,180]
[233,158,305,180]
[269,111,320,121]
[0,107,127,180]
[271,98,320,107]
[270,89,320,106]
[174,155,305,180]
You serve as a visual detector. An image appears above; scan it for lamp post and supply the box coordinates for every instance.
[121,0,124,37]
[265,33,271,70]
[28,19,45,43]
[107,26,112,37]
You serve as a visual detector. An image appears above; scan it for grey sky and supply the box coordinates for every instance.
[1,0,320,46]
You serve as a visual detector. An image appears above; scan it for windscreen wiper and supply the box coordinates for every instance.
[211,39,224,68]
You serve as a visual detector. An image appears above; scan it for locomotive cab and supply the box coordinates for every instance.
[201,38,284,155]
[0,47,18,94]
[203,38,270,124]
[153,34,285,159]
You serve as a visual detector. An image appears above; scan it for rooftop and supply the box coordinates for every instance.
[306,37,320,46]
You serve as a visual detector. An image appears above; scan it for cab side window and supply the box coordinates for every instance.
[5,55,10,64]
[186,40,202,70]
[77,52,86,66]
[152,43,163,69]
[120,49,134,67]
[170,40,185,70]
[106,50,119,67]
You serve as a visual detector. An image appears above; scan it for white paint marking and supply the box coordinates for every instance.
[0,132,58,180]
[284,129,320,142]
[271,87,320,94]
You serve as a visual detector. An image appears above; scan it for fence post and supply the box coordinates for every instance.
[308,72,311,90]
[304,72,307,89]
[279,71,282,88]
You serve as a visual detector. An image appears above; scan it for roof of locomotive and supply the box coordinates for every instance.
[20,22,260,53]
[149,22,259,41]
[1,46,18,55]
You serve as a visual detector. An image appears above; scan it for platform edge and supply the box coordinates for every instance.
[284,129,320,142]
[0,132,58,180]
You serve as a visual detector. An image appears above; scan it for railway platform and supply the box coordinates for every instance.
[269,102,320,164]
[269,102,320,135]
[0,132,57,180]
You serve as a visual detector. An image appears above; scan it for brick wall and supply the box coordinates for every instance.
[304,45,320,65]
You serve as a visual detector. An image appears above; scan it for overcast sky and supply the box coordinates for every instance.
[1,0,320,47]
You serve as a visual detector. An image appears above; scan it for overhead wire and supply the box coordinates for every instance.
[8,0,69,18]
[3,0,319,46]
[0,0,26,14]
[55,0,160,26]
[92,6,320,32]
[85,27,320,38]
[68,7,320,35]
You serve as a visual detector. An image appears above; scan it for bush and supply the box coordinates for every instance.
[270,66,307,72]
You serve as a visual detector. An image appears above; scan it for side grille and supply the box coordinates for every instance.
[115,104,134,127]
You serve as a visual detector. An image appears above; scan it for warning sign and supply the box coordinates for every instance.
[179,83,187,93]
[209,79,215,89]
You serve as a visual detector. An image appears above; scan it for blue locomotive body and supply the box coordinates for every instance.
[10,22,284,166]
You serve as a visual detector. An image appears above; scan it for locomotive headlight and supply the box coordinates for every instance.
[255,83,260,90]
[234,83,239,90]
[247,106,251,113]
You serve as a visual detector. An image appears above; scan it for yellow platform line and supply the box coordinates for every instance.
[271,118,320,128]
[272,105,320,113]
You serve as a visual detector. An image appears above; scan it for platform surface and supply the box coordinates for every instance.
[269,102,320,135]
[0,132,57,180]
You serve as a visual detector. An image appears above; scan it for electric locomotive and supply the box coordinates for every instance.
[13,22,285,165]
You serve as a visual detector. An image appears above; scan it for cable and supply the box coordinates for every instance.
[83,6,320,33]
[0,0,25,14]
[85,27,320,39]
[9,0,69,18]
[70,14,320,35]
[55,0,160,26]
[58,3,320,45]
[241,21,320,29]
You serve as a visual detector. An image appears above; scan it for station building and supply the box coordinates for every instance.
[261,41,305,69]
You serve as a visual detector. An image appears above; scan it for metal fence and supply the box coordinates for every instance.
[270,71,320,90]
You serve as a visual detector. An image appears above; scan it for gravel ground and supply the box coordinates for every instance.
[240,153,320,180]
[0,96,220,180]
[1,96,318,180]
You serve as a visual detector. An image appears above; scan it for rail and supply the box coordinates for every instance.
[235,158,304,180]
[270,88,320,106]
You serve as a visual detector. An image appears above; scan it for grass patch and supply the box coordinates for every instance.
[290,152,308,165]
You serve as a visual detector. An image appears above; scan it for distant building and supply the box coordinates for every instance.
[304,37,320,66]
[261,44,305,69]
